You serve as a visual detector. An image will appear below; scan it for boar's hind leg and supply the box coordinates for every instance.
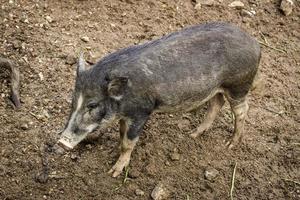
[191,93,225,138]
[109,116,148,177]
[225,93,249,149]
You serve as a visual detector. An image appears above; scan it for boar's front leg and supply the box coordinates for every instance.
[190,93,225,138]
[108,115,149,177]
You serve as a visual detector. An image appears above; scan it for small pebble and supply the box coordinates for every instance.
[38,72,44,81]
[42,110,50,118]
[151,183,169,200]
[228,1,245,9]
[81,36,90,42]
[45,16,53,23]
[194,3,201,10]
[170,152,180,161]
[240,9,255,17]
[70,153,78,161]
[135,189,145,196]
[280,0,294,16]
[204,167,219,181]
[20,123,29,130]
[196,0,216,6]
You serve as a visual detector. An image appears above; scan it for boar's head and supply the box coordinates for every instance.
[58,54,128,150]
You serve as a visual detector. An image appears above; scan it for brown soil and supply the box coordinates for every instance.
[0,0,299,199]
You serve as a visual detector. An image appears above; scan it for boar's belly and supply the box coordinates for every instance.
[154,87,224,113]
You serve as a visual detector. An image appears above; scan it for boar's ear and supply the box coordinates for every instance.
[107,77,128,101]
[77,53,86,75]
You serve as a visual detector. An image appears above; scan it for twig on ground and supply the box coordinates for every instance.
[230,162,238,200]
[29,112,43,121]
[114,167,131,191]
[123,166,130,184]
[259,32,269,45]
[48,174,66,179]
[250,104,284,117]
[263,107,284,116]
[258,41,287,54]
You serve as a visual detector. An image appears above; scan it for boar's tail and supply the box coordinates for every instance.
[251,53,264,94]
[251,71,263,92]
[251,48,263,93]
[0,58,21,108]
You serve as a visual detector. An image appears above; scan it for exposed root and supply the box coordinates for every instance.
[258,41,287,54]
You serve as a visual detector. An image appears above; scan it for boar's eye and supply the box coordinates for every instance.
[87,102,98,110]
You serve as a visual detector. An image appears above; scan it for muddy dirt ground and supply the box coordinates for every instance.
[0,0,299,199]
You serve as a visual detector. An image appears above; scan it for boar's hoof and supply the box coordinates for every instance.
[108,156,130,177]
[108,164,128,178]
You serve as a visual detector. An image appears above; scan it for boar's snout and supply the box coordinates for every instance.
[57,135,75,150]
[57,128,92,151]
[58,140,72,150]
